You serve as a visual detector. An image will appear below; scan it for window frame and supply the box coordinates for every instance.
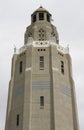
[39,56,44,70]
[16,114,19,127]
[61,61,64,74]
[47,14,50,22]
[32,14,36,23]
[19,61,23,74]
[40,96,44,108]
[39,13,44,20]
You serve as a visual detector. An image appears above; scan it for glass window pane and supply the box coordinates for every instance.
[16,114,19,126]
[39,13,44,20]
[40,56,44,69]
[33,14,36,22]
[40,56,44,61]
[47,14,50,22]
[61,61,64,74]
[19,61,23,73]
[40,96,44,107]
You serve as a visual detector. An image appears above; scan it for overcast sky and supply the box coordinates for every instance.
[0,0,84,130]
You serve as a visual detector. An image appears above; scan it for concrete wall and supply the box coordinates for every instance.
[5,44,79,130]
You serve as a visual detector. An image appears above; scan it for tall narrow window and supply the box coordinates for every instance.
[40,56,44,70]
[40,96,44,108]
[16,114,19,126]
[47,14,50,22]
[19,61,23,73]
[33,14,36,23]
[39,13,44,20]
[61,61,64,74]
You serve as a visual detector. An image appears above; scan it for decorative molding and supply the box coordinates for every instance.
[14,40,69,55]
[52,67,59,72]
[25,67,32,71]
[32,81,51,89]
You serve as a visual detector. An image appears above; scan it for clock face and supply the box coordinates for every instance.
[13,85,24,97]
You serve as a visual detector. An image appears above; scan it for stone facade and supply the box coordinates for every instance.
[5,6,79,130]
[24,6,59,44]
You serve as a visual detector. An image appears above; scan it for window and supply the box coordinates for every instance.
[16,114,19,126]
[40,96,44,108]
[39,13,44,20]
[61,61,64,74]
[38,28,46,41]
[19,61,23,73]
[40,56,44,69]
[33,14,36,22]
[47,14,50,22]
[38,49,46,51]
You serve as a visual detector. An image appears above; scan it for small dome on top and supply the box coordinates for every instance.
[31,6,51,16]
[24,6,59,44]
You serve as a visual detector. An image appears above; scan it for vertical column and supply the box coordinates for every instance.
[5,54,18,130]
[23,45,32,130]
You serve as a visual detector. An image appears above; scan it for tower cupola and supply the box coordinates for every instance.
[5,6,80,130]
[24,6,59,44]
[31,6,51,23]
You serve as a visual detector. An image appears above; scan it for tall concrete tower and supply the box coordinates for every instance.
[5,6,79,130]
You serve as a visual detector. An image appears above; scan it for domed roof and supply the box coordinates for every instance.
[32,6,51,16]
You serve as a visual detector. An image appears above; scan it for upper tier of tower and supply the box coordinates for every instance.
[24,6,59,44]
